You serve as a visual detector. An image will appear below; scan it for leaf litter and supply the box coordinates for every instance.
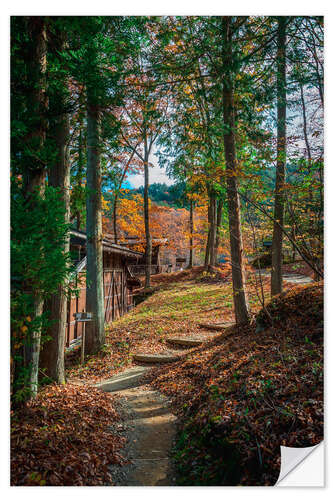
[11,266,323,486]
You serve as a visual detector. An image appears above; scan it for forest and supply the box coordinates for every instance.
[10,15,323,486]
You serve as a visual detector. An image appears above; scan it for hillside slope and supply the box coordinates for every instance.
[65,269,323,486]
[146,282,323,485]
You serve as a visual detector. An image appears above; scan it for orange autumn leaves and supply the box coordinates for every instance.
[102,191,227,259]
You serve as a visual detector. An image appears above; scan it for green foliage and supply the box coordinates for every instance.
[11,181,72,296]
[11,179,74,400]
[133,181,188,208]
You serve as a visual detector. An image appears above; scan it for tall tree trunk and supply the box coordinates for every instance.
[222,16,250,324]
[300,82,313,240]
[300,83,321,281]
[25,298,44,398]
[300,84,312,163]
[113,193,118,244]
[85,94,105,354]
[208,195,217,270]
[188,199,194,268]
[204,197,212,269]
[23,17,48,196]
[76,125,84,230]
[271,17,287,297]
[291,222,296,262]
[40,61,70,383]
[310,37,324,107]
[214,198,223,266]
[20,17,48,400]
[143,140,152,288]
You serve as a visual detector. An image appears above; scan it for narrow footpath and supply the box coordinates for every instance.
[95,325,232,485]
[94,271,313,486]
[97,366,177,486]
[255,270,314,285]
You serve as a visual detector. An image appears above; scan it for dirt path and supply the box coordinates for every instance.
[97,366,177,486]
[255,270,314,285]
[90,272,314,486]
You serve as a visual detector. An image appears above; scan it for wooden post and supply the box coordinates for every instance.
[73,312,93,365]
[81,321,85,365]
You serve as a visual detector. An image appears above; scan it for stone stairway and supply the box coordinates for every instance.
[132,323,235,365]
[133,335,211,364]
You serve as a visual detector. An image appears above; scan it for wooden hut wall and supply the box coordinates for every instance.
[66,251,135,346]
[66,271,86,346]
[104,252,126,323]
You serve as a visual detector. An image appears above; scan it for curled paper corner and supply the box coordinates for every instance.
[276,441,324,487]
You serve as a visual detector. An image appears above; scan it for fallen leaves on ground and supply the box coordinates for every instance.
[11,383,125,485]
[66,266,235,381]
[142,264,232,286]
[144,282,323,485]
[12,266,322,486]
[66,265,298,383]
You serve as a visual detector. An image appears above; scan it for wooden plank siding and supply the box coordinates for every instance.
[66,271,86,346]
[65,251,137,347]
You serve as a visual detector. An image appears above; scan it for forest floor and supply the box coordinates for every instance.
[11,264,323,486]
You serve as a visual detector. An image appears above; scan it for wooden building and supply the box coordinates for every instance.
[66,229,142,347]
[116,236,169,275]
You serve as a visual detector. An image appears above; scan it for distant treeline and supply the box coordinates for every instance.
[128,182,189,208]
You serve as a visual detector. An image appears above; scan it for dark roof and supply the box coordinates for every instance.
[103,233,168,246]
[70,229,143,258]
[121,237,168,247]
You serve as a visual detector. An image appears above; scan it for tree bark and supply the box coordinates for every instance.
[222,16,250,324]
[188,198,194,268]
[23,17,48,196]
[300,83,321,281]
[208,195,217,270]
[143,140,152,288]
[300,84,312,163]
[19,17,48,400]
[85,95,105,354]
[204,197,212,269]
[271,17,287,297]
[40,74,70,384]
[120,122,153,287]
[214,198,223,266]
[307,29,324,107]
[113,193,118,244]
[76,125,84,230]
[25,298,44,398]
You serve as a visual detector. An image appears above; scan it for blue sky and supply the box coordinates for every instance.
[126,149,175,189]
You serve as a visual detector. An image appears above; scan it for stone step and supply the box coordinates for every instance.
[95,366,149,392]
[198,321,235,331]
[166,337,205,347]
[133,353,180,364]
